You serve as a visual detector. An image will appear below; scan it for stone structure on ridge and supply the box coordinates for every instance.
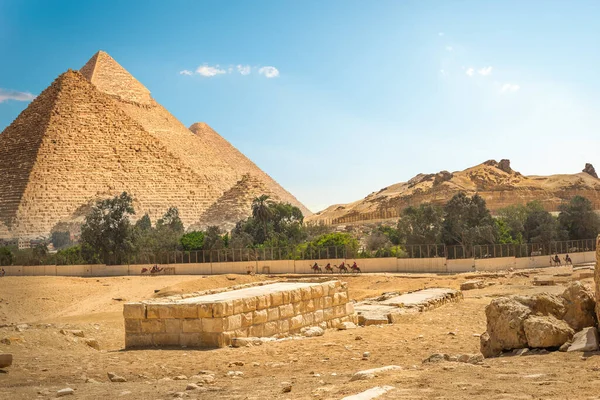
[0,51,310,239]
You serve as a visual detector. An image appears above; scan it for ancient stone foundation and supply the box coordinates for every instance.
[124,280,356,348]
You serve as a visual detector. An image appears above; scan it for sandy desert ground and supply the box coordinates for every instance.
[1,267,600,399]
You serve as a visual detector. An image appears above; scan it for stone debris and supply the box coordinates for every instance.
[108,372,127,382]
[338,321,357,330]
[0,353,12,368]
[57,388,75,397]
[567,327,599,352]
[349,365,402,381]
[301,326,325,337]
[341,385,395,400]
[532,276,555,286]
[423,353,483,365]
[60,329,85,337]
[281,381,292,393]
[460,280,485,291]
[227,371,244,377]
[173,375,188,380]
[355,288,462,326]
[186,383,200,391]
[481,282,597,357]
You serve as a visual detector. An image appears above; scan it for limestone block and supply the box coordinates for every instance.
[232,299,244,314]
[242,297,257,312]
[221,332,234,347]
[314,310,324,323]
[182,319,203,333]
[141,319,164,333]
[233,329,249,338]
[324,296,333,308]
[249,324,264,337]
[198,304,213,318]
[333,293,342,306]
[313,297,323,310]
[279,319,290,333]
[256,295,269,310]
[334,305,347,318]
[303,313,314,326]
[301,287,313,301]
[324,308,334,320]
[321,282,332,296]
[253,309,268,324]
[281,291,291,304]
[338,292,349,304]
[293,302,304,315]
[270,292,284,307]
[165,319,182,333]
[346,302,355,315]
[311,285,324,299]
[241,312,253,327]
[279,304,294,319]
[290,289,302,303]
[180,333,202,347]
[290,315,304,330]
[202,318,225,333]
[146,304,167,319]
[267,308,280,322]
[201,333,224,348]
[225,314,242,331]
[152,333,180,346]
[173,304,199,319]
[125,334,152,348]
[213,301,233,318]
[123,303,145,319]
[264,321,279,336]
[124,319,142,333]
[303,300,315,313]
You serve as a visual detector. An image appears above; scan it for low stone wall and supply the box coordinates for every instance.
[124,280,356,348]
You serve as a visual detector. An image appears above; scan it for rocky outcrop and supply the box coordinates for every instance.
[481,281,597,357]
[596,235,600,323]
[583,163,598,179]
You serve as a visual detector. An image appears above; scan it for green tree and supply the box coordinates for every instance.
[80,192,135,265]
[523,204,562,245]
[135,214,152,231]
[496,203,529,243]
[441,192,497,250]
[154,207,185,252]
[558,196,600,240]
[0,247,14,266]
[252,195,273,243]
[180,231,205,251]
[397,204,443,245]
[204,226,225,250]
[51,231,71,249]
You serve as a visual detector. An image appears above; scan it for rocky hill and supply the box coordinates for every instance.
[0,51,309,239]
[307,160,600,225]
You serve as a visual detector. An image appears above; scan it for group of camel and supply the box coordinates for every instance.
[311,261,361,274]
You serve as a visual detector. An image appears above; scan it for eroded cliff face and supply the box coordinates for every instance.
[308,160,600,224]
[595,235,600,323]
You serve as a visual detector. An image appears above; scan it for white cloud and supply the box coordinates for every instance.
[446,45,453,52]
[466,67,474,77]
[179,70,193,76]
[478,66,493,76]
[501,83,520,93]
[195,65,227,77]
[440,69,447,76]
[258,66,280,78]
[438,32,444,36]
[237,65,251,75]
[0,89,35,103]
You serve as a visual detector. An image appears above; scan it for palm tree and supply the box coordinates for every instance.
[252,195,273,242]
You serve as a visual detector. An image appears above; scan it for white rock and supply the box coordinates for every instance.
[341,385,395,400]
[568,327,599,352]
[301,326,325,337]
[338,322,358,330]
[227,370,244,377]
[350,366,402,381]
[57,388,74,397]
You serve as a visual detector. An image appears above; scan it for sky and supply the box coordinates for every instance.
[1,0,599,213]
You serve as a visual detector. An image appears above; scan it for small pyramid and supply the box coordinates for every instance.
[190,174,276,232]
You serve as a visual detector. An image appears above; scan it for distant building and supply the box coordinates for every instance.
[0,238,30,249]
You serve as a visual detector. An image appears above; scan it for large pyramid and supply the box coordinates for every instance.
[0,51,310,239]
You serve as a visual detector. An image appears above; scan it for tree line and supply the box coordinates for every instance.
[0,191,598,266]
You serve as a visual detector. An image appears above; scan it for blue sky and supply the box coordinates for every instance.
[1,1,599,212]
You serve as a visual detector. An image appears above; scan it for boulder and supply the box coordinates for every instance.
[567,327,599,352]
[484,297,531,352]
[0,353,12,368]
[513,293,565,319]
[107,372,127,382]
[301,327,325,337]
[57,388,74,397]
[523,315,574,348]
[460,280,485,291]
[561,281,596,331]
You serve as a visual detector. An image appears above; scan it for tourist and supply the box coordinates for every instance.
[0,268,4,277]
